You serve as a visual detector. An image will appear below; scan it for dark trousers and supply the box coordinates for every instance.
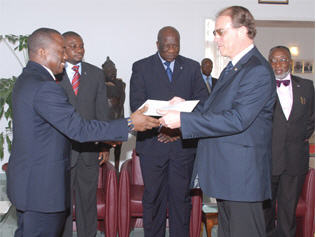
[139,151,195,237]
[62,157,99,237]
[217,199,265,237]
[264,173,306,237]
[15,209,66,237]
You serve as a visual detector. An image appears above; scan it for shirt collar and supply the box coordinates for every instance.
[65,62,82,74]
[158,52,175,72]
[231,44,254,66]
[42,65,55,80]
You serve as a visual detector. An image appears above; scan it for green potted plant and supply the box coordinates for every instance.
[0,34,28,159]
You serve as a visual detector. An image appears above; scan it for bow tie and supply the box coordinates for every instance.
[276,79,290,87]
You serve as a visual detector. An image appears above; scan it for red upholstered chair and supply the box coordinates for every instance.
[72,161,118,237]
[295,168,314,237]
[2,161,118,236]
[118,150,202,237]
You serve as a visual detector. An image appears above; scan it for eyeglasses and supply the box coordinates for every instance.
[270,58,289,64]
[213,26,232,37]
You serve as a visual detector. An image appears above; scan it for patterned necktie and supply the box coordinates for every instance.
[164,61,173,82]
[276,79,290,87]
[72,65,80,95]
[207,77,212,91]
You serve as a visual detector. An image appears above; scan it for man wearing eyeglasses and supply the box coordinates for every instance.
[264,46,314,237]
[159,6,276,237]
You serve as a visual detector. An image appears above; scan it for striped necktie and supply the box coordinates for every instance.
[72,65,80,95]
[164,61,173,82]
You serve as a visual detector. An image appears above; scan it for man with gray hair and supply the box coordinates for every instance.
[159,6,276,237]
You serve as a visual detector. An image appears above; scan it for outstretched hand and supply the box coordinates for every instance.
[158,110,181,129]
[131,106,160,131]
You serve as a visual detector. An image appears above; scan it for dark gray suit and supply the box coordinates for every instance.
[7,61,128,237]
[130,53,208,237]
[264,75,315,237]
[57,62,109,237]
[181,47,276,236]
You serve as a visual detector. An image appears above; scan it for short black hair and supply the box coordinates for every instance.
[269,46,292,59]
[62,31,82,39]
[157,26,180,42]
[28,27,60,55]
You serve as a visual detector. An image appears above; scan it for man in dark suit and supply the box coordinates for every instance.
[159,6,276,237]
[56,31,110,237]
[264,46,315,237]
[6,27,159,237]
[130,26,208,237]
[201,58,217,94]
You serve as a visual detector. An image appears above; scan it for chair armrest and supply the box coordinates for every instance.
[118,159,133,237]
[190,188,203,237]
[298,168,315,237]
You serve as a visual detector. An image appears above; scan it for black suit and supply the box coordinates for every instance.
[7,61,128,237]
[57,62,110,237]
[264,75,315,237]
[130,53,208,237]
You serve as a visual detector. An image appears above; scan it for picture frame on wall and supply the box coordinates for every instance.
[258,0,288,4]
[292,60,314,74]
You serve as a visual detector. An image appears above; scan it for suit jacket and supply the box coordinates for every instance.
[130,53,208,156]
[181,47,276,202]
[57,62,109,167]
[272,75,315,176]
[7,61,128,213]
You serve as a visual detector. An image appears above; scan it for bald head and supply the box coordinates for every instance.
[156,26,180,62]
[157,26,180,42]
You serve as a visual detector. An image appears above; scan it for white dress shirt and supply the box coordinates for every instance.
[276,74,293,120]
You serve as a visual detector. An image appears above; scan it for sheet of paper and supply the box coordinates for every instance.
[138,99,199,116]
[0,201,11,214]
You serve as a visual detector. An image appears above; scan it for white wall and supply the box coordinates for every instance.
[255,25,315,81]
[0,0,315,170]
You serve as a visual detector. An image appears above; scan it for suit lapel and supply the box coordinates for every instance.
[59,70,77,106]
[288,76,302,121]
[274,96,287,121]
[172,58,184,83]
[153,54,173,85]
[202,47,258,111]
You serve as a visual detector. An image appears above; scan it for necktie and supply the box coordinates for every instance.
[72,65,80,95]
[164,61,173,82]
[206,77,212,92]
[223,61,233,76]
[276,79,290,87]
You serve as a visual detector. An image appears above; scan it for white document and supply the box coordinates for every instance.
[138,99,199,116]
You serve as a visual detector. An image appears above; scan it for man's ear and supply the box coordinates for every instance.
[238,26,248,39]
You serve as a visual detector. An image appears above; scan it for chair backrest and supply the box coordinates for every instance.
[98,165,104,188]
[131,150,144,185]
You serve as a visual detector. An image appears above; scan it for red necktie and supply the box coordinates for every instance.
[72,65,80,95]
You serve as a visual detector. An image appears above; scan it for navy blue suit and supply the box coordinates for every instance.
[7,61,128,237]
[130,53,208,237]
[180,47,276,236]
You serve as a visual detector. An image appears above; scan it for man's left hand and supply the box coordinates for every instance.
[98,150,110,166]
